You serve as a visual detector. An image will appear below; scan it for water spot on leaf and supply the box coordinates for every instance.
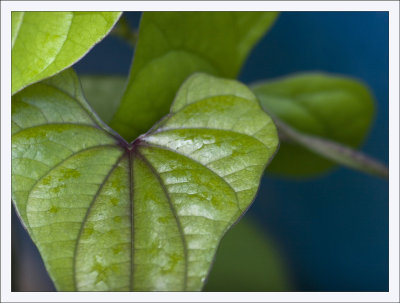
[157,216,169,224]
[111,177,124,192]
[49,206,59,213]
[149,242,161,256]
[50,183,66,194]
[110,197,119,206]
[42,175,52,185]
[92,261,107,284]
[113,246,122,255]
[107,229,117,236]
[83,227,94,238]
[60,167,81,179]
[162,253,182,273]
[110,264,118,272]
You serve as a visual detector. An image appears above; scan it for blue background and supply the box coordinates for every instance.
[12,12,389,291]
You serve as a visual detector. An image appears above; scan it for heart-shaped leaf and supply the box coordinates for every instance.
[251,73,374,176]
[12,69,278,291]
[11,12,122,95]
[110,12,279,141]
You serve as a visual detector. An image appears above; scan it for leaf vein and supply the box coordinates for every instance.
[150,126,269,150]
[25,144,121,224]
[140,142,241,211]
[73,152,126,291]
[135,150,188,291]
[12,122,106,137]
[12,12,25,49]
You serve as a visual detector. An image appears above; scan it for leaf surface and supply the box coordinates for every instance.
[11,12,122,94]
[110,12,278,141]
[251,73,374,176]
[12,69,278,291]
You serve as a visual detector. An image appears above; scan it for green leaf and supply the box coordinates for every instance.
[80,75,126,124]
[204,217,291,291]
[12,69,278,291]
[251,73,374,177]
[110,12,279,141]
[11,12,122,95]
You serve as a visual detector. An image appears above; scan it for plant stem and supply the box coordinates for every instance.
[273,117,389,179]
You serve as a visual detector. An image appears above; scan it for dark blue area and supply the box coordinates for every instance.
[242,12,388,291]
[13,12,388,292]
[73,12,142,76]
[240,12,389,164]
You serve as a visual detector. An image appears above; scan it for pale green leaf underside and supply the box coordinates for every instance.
[12,69,278,291]
[251,73,374,176]
[11,11,122,95]
[110,12,279,141]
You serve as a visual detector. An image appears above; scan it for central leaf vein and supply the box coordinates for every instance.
[135,148,189,291]
[128,151,135,291]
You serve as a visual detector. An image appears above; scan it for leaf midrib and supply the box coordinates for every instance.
[128,150,134,291]
[135,149,189,291]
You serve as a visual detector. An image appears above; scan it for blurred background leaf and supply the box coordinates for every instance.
[204,217,292,291]
[252,73,375,177]
[109,12,279,141]
[80,75,125,124]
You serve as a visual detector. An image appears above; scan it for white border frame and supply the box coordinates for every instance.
[1,1,399,302]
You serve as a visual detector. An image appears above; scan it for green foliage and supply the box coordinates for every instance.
[11,69,278,291]
[80,75,126,124]
[251,73,375,176]
[11,11,385,292]
[204,217,291,291]
[109,12,279,141]
[11,12,121,94]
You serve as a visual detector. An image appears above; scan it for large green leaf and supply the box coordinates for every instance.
[110,12,279,141]
[11,12,121,95]
[12,69,278,291]
[204,217,291,292]
[251,73,374,176]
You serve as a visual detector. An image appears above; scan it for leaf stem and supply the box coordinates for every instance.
[272,117,389,179]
